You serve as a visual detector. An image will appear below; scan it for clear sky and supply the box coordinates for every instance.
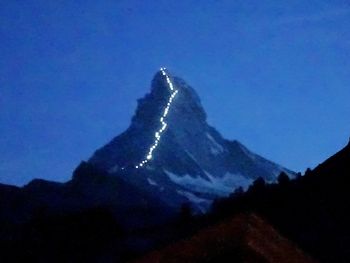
[1,0,350,186]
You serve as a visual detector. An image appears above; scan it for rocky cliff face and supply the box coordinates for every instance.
[89,68,294,212]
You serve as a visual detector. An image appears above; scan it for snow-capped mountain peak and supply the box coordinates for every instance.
[88,68,294,211]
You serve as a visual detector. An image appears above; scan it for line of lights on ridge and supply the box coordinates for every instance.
[135,67,178,169]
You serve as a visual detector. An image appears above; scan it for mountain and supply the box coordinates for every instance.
[88,68,294,211]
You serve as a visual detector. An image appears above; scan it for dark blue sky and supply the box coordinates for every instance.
[1,0,350,186]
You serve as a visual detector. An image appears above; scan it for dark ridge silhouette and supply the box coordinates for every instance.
[0,161,173,227]
[210,141,350,263]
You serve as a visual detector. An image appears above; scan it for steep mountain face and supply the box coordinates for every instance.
[89,68,293,211]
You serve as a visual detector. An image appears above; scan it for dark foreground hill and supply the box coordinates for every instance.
[136,213,315,263]
[211,140,350,262]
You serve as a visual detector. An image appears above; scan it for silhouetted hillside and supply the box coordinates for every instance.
[211,141,350,262]
[0,161,173,228]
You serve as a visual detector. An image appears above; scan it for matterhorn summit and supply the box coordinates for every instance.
[89,68,293,211]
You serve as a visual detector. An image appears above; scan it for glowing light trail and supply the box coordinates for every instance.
[135,68,178,169]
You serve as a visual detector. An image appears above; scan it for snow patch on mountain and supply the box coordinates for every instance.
[147,178,158,186]
[204,171,253,192]
[206,133,225,155]
[164,169,252,196]
[185,150,199,163]
[176,190,211,212]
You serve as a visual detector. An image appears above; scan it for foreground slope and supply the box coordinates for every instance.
[136,213,315,263]
[212,139,350,262]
